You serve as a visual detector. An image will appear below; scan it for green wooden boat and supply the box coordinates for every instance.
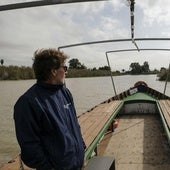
[1,1,170,170]
[1,81,170,170]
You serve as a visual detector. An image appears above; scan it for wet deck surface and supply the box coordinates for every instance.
[98,114,170,170]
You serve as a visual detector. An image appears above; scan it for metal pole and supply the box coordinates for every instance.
[132,39,140,51]
[58,38,170,50]
[0,0,108,11]
[105,52,117,96]
[130,0,135,40]
[106,48,170,54]
[163,63,170,95]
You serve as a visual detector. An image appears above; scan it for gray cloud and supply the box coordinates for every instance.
[0,1,170,70]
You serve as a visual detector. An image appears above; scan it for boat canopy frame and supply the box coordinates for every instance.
[105,47,170,96]
[58,38,170,96]
[0,0,108,11]
[0,0,169,96]
[58,38,170,50]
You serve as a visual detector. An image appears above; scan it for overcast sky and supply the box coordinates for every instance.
[0,0,170,71]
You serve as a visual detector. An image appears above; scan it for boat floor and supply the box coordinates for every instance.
[98,114,170,170]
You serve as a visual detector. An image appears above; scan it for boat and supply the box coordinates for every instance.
[1,0,170,170]
[1,81,170,170]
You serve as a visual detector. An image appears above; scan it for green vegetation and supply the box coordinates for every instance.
[69,58,86,69]
[0,66,35,80]
[129,61,150,74]
[0,65,120,80]
[126,61,159,75]
[0,58,165,80]
[67,69,119,78]
[67,59,116,77]
[157,67,170,81]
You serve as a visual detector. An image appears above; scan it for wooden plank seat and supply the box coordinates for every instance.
[78,100,122,159]
[85,156,115,170]
[158,100,170,129]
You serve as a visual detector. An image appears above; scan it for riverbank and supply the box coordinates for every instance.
[0,66,159,80]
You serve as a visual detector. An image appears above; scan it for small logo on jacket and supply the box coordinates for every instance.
[64,103,71,109]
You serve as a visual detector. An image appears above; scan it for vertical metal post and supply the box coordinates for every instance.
[163,63,170,95]
[105,52,117,96]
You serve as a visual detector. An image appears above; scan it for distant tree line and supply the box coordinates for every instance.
[128,61,150,74]
[124,61,159,75]
[68,58,110,71]
[0,66,34,80]
[0,58,167,80]
[67,58,118,77]
[68,58,87,69]
[157,67,170,81]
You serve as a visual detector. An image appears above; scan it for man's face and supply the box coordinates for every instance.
[54,64,68,85]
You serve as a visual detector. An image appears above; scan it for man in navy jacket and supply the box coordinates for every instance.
[14,49,86,170]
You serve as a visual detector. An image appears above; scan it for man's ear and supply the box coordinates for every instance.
[51,69,57,77]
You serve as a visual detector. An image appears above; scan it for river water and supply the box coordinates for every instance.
[0,75,170,165]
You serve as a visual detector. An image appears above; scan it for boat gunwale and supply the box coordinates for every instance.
[157,100,170,144]
[84,101,123,160]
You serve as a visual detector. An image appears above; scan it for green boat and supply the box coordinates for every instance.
[80,81,170,170]
[1,81,170,170]
[1,0,170,170]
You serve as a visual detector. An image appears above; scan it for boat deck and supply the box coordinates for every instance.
[1,99,170,170]
[78,100,122,151]
[98,114,170,170]
[158,100,170,129]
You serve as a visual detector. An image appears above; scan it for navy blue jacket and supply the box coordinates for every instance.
[14,82,85,170]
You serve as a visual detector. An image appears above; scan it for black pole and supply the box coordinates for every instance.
[0,0,108,11]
